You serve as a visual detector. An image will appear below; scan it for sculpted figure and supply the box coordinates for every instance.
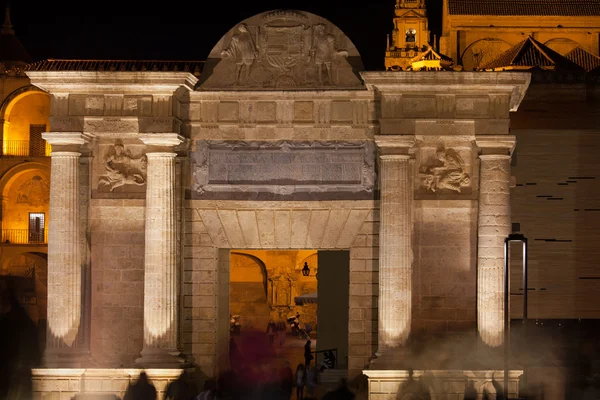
[221,23,258,85]
[98,143,147,192]
[311,24,348,85]
[421,148,471,193]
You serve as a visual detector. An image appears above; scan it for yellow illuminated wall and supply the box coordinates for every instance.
[3,92,51,156]
[1,168,50,244]
[230,250,318,331]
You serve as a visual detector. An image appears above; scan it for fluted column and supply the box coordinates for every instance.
[42,132,94,366]
[375,136,415,355]
[136,133,186,367]
[476,136,516,347]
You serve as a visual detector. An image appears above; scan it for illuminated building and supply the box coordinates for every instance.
[0,1,598,398]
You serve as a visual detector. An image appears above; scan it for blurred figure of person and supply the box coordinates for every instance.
[295,363,306,400]
[304,323,312,339]
[463,379,477,400]
[279,361,294,400]
[0,280,40,400]
[164,371,194,400]
[124,372,157,400]
[304,364,318,400]
[196,378,216,400]
[288,314,299,337]
[319,350,336,372]
[229,336,240,369]
[321,378,355,400]
[583,374,600,400]
[304,340,314,368]
[396,368,419,400]
[276,319,287,346]
[267,319,277,345]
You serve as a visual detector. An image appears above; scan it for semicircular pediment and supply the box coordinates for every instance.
[197,9,364,91]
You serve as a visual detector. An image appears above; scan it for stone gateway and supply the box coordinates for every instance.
[5,1,600,399]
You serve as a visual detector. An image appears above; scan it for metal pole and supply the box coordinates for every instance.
[523,238,528,322]
[504,237,510,398]
[522,238,529,398]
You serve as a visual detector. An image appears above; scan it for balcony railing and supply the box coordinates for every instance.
[1,140,51,156]
[1,229,48,244]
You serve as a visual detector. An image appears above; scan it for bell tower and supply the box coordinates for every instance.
[385,0,431,70]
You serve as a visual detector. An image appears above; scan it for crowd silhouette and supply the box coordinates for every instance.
[0,280,40,400]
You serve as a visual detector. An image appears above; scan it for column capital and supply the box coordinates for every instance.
[42,132,94,147]
[475,135,516,157]
[375,135,416,157]
[139,133,186,148]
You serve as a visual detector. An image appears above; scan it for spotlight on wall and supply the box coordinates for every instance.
[301,262,310,276]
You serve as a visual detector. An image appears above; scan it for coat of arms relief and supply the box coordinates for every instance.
[201,11,362,89]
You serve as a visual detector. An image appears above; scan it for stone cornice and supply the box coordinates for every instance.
[42,132,94,146]
[139,133,185,148]
[26,71,198,95]
[475,134,516,156]
[360,71,531,112]
[375,134,416,156]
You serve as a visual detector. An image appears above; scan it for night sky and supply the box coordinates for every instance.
[8,0,443,71]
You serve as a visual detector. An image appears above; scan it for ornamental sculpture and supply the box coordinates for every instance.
[17,175,50,207]
[419,147,471,193]
[221,23,258,85]
[200,11,362,89]
[97,143,147,192]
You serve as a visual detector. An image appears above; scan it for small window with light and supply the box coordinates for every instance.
[28,213,45,243]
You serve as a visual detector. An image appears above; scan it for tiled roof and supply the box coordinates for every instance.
[412,47,454,62]
[565,47,600,72]
[448,0,600,16]
[480,36,584,71]
[25,59,203,75]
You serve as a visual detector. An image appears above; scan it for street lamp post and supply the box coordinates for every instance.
[503,232,528,398]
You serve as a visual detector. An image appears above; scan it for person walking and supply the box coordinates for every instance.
[276,319,287,346]
[267,319,277,345]
[305,365,318,400]
[295,364,306,400]
[304,340,314,368]
[279,361,294,400]
[123,372,157,400]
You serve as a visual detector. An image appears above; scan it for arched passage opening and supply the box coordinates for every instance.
[1,88,51,156]
[0,162,51,243]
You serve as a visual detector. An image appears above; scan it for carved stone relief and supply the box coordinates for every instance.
[16,176,50,207]
[190,140,376,200]
[418,146,471,194]
[199,10,363,90]
[97,142,147,193]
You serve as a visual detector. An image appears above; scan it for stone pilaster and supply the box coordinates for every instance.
[42,132,94,367]
[136,133,187,367]
[374,136,415,356]
[476,136,516,347]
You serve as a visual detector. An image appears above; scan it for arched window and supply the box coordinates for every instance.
[406,28,416,43]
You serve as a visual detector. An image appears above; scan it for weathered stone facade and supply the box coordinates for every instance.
[23,8,531,393]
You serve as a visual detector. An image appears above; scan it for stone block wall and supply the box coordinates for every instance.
[413,201,478,336]
[365,369,522,400]
[90,201,146,366]
[31,368,182,400]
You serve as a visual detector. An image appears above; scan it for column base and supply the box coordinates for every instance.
[369,348,411,370]
[135,348,191,369]
[43,348,97,368]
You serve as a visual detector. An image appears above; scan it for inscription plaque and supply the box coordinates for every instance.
[191,140,376,200]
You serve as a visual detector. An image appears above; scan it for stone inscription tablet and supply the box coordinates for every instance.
[191,140,376,200]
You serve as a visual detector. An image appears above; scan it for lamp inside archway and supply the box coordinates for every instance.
[301,261,310,276]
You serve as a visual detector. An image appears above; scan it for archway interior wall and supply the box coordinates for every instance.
[182,200,379,380]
